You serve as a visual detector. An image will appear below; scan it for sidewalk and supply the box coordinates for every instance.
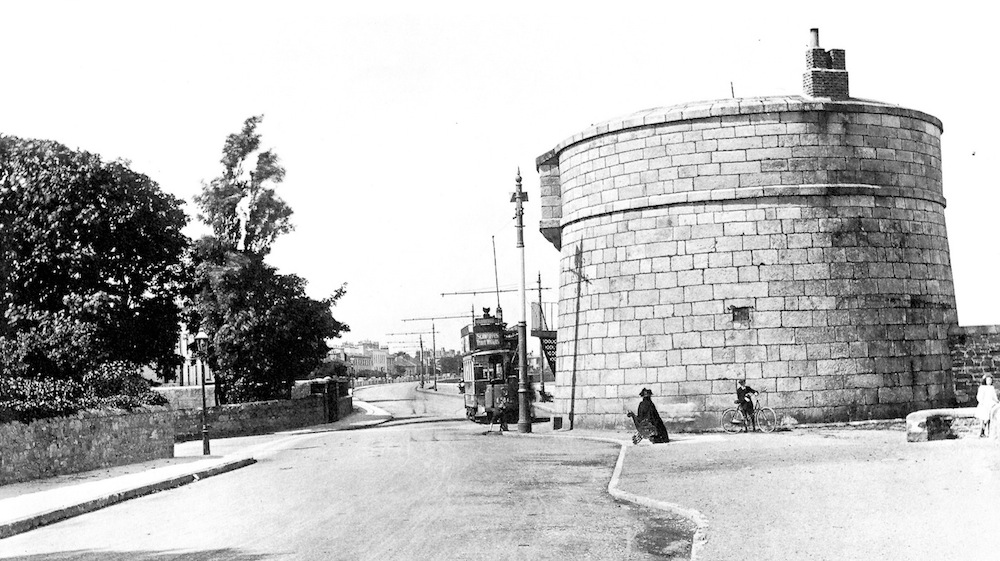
[0,402,393,539]
[527,421,998,561]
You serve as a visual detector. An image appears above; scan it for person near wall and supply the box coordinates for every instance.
[975,375,999,438]
[636,388,670,443]
[736,379,759,432]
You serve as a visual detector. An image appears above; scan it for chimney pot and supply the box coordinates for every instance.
[803,29,849,99]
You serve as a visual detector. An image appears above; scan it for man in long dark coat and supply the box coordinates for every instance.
[637,388,670,443]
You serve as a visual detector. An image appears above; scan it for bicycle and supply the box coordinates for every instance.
[721,395,777,433]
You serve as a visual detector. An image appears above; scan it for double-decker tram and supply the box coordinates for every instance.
[460,308,519,424]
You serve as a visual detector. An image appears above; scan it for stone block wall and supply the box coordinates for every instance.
[0,407,174,484]
[537,96,956,429]
[173,395,326,441]
[153,385,217,410]
[949,325,1000,403]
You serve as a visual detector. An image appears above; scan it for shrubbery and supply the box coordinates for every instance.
[0,362,167,425]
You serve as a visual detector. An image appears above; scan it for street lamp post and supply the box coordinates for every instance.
[194,331,211,455]
[511,169,531,433]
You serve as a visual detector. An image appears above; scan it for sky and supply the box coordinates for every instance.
[2,1,998,353]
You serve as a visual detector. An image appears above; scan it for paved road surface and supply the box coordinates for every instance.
[0,383,692,560]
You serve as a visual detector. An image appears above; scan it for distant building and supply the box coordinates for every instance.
[394,355,419,377]
[331,340,396,375]
[172,324,214,386]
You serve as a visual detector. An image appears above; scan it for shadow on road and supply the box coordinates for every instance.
[1,549,270,561]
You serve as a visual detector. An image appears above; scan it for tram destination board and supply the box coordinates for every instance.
[473,327,501,350]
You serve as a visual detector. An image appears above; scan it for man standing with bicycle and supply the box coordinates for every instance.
[736,379,759,432]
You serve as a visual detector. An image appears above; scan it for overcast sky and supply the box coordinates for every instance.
[3,1,997,352]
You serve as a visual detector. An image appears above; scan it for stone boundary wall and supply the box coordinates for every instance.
[949,325,1000,404]
[0,407,174,485]
[336,396,353,420]
[173,396,326,441]
[153,385,217,410]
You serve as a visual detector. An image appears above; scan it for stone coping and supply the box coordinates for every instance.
[0,405,172,427]
[560,183,947,229]
[536,95,943,168]
[950,325,1000,336]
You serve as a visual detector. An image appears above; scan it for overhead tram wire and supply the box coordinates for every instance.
[399,314,473,390]
[441,287,551,297]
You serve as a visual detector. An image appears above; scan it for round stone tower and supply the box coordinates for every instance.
[536,30,957,429]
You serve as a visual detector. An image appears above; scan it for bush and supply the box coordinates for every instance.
[308,360,349,380]
[0,361,167,424]
[0,376,87,424]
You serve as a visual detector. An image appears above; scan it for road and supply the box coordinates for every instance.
[0,383,692,560]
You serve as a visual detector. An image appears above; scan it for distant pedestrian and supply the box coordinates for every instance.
[975,375,998,438]
[636,388,669,443]
[494,391,510,432]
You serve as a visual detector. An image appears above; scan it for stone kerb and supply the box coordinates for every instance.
[0,406,175,485]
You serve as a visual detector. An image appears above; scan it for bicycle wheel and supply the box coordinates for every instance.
[756,407,777,432]
[721,409,742,433]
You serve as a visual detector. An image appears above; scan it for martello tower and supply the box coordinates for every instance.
[536,29,957,429]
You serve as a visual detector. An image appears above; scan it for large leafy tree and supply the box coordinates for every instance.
[195,115,291,255]
[0,136,188,380]
[187,117,348,403]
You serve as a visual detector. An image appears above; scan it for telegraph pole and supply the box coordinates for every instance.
[568,244,590,430]
[511,169,531,433]
[387,329,434,387]
[401,314,471,390]
[431,321,437,390]
[419,334,425,388]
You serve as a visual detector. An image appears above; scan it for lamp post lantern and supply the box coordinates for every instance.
[194,330,211,455]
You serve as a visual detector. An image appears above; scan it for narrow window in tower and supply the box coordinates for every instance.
[730,306,752,326]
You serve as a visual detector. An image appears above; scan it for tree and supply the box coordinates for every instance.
[310,358,350,379]
[0,135,188,380]
[186,117,349,403]
[186,244,347,402]
[194,115,291,255]
[439,355,461,376]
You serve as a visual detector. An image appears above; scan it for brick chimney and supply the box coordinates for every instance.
[803,28,849,99]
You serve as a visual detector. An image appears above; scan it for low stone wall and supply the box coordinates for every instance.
[336,396,353,420]
[174,396,326,442]
[0,407,174,485]
[949,325,1000,404]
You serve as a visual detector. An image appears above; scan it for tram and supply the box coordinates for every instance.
[460,308,520,424]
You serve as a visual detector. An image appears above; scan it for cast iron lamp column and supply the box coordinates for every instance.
[194,330,211,455]
[511,169,531,433]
